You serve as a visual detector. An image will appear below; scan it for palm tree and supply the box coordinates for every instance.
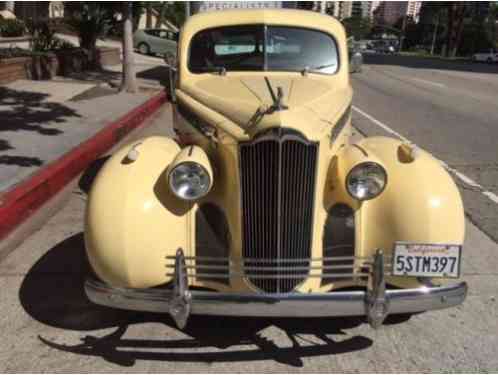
[120,2,138,93]
[65,3,112,51]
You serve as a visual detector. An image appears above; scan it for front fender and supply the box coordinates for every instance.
[338,137,465,287]
[85,136,191,289]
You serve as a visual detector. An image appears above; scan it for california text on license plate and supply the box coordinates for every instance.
[392,242,462,278]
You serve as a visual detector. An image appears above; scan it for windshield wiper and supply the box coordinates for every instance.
[195,66,227,75]
[301,63,337,76]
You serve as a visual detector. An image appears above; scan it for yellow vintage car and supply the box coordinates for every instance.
[84,9,467,329]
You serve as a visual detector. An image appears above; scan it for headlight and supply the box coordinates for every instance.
[169,162,211,200]
[346,162,387,201]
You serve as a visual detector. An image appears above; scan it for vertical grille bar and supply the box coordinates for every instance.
[240,129,318,293]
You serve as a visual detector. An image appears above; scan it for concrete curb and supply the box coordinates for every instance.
[0,90,168,242]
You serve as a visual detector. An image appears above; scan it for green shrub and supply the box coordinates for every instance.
[0,18,26,37]
[0,47,33,59]
[64,3,113,50]
[26,19,75,52]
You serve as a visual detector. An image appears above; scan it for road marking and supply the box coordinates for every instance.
[352,105,498,206]
[351,106,409,142]
[483,191,498,204]
[411,77,446,88]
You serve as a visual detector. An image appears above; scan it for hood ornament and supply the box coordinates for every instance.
[245,77,289,133]
[264,76,288,112]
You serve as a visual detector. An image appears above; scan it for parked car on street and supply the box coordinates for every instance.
[472,49,498,63]
[376,44,396,54]
[133,28,178,57]
[85,9,467,330]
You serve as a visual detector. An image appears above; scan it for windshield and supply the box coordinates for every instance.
[189,25,339,74]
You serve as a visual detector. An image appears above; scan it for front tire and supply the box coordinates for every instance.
[138,42,151,55]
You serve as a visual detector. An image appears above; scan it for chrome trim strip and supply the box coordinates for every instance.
[330,104,351,143]
[168,255,380,262]
[180,264,365,271]
[165,273,370,279]
[85,278,467,319]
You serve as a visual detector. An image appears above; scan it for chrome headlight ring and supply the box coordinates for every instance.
[169,161,211,201]
[346,162,387,201]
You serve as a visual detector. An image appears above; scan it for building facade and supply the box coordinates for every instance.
[326,1,380,21]
[374,1,421,25]
[0,1,64,21]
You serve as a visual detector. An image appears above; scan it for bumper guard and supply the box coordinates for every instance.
[85,249,467,329]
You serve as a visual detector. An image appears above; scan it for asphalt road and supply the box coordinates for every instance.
[1,99,498,372]
[351,54,498,243]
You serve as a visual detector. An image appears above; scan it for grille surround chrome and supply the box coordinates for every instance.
[239,128,319,293]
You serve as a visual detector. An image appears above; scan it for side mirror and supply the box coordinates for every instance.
[164,52,177,103]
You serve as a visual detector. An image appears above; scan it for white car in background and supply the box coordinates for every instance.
[133,28,178,57]
[472,49,498,63]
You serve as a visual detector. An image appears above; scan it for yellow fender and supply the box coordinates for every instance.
[337,137,465,287]
[85,136,191,288]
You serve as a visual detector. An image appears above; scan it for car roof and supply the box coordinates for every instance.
[182,8,345,40]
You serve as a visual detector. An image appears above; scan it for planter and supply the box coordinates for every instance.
[54,48,90,75]
[0,47,121,84]
[96,47,121,66]
[54,47,121,74]
[0,56,31,84]
[28,53,59,80]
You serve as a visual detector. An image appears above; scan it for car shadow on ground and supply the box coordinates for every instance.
[363,54,498,74]
[136,65,170,87]
[18,231,381,367]
[78,156,110,194]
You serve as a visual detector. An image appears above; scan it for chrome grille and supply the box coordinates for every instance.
[239,129,318,293]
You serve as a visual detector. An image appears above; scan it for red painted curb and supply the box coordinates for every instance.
[0,91,168,241]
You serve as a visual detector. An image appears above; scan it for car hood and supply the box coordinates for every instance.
[178,74,352,141]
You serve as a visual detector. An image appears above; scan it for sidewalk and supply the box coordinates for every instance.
[0,80,158,193]
[0,43,171,193]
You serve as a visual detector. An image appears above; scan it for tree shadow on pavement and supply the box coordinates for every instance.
[0,87,80,134]
[20,232,379,367]
[59,69,121,85]
[0,86,81,167]
[0,139,13,152]
[0,155,43,166]
[363,54,498,74]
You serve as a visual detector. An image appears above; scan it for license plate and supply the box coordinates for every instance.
[392,242,462,278]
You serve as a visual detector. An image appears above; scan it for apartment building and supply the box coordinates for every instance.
[374,1,422,25]
[327,1,376,21]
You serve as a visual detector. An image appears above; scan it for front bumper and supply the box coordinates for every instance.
[85,249,467,329]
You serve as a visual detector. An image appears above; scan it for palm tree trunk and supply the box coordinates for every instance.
[446,3,466,58]
[121,2,138,93]
[146,2,153,28]
[451,5,466,58]
[155,2,167,28]
[445,4,455,57]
